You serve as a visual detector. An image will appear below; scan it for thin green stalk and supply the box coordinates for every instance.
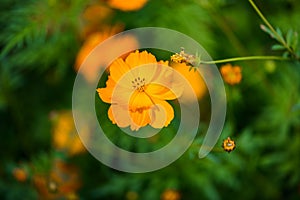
[248,0,295,56]
[248,0,279,41]
[201,55,290,65]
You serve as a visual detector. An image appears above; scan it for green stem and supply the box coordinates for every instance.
[201,56,290,65]
[248,0,295,56]
[248,0,279,41]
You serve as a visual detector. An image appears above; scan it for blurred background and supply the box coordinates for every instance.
[1,0,300,199]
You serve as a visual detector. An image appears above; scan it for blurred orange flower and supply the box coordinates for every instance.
[97,50,183,131]
[75,25,123,70]
[12,167,27,182]
[81,4,113,38]
[161,189,181,200]
[75,25,139,83]
[107,0,148,11]
[33,159,81,200]
[171,62,206,101]
[220,63,242,85]
[51,111,86,156]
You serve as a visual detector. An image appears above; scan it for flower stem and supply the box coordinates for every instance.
[201,55,290,65]
[248,0,297,58]
[248,0,279,41]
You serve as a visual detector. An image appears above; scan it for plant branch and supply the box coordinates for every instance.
[248,0,296,58]
[201,56,290,65]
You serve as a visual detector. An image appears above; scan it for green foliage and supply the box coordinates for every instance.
[1,0,300,200]
[261,23,299,59]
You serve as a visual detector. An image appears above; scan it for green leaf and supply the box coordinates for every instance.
[271,44,285,51]
[291,32,298,51]
[286,29,294,47]
[282,51,290,58]
[260,24,275,38]
[276,27,284,42]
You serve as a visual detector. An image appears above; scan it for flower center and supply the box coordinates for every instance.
[130,76,156,112]
[132,76,146,92]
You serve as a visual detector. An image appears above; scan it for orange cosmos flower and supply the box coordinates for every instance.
[107,0,148,11]
[171,62,206,101]
[51,111,86,156]
[97,50,183,131]
[12,167,27,182]
[220,63,242,85]
[80,4,113,38]
[75,25,123,70]
[161,189,181,200]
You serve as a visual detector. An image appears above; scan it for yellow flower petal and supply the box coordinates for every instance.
[97,88,113,104]
[108,106,116,124]
[97,76,134,105]
[109,105,131,128]
[110,103,151,131]
[107,0,148,11]
[151,62,173,85]
[97,76,117,103]
[171,62,206,100]
[130,108,151,131]
[129,90,153,110]
[146,84,177,100]
[149,63,184,99]
[149,99,174,128]
[125,50,157,69]
[112,88,134,105]
[110,58,134,84]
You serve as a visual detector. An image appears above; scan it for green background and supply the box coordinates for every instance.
[1,0,300,199]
